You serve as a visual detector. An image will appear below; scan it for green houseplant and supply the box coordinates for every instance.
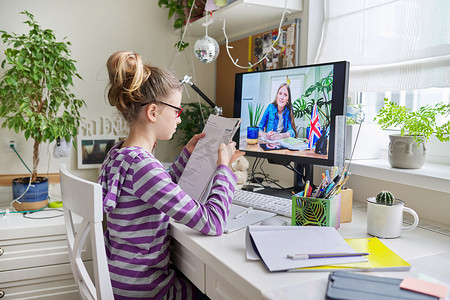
[247,103,264,145]
[158,0,206,51]
[292,70,333,128]
[173,102,214,146]
[0,11,85,210]
[374,98,450,168]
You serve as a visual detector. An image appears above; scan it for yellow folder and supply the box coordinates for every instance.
[290,237,411,272]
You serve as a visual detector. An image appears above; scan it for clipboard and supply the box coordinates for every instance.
[326,271,439,300]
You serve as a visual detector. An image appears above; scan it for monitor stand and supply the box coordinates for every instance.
[293,163,314,193]
[248,159,314,198]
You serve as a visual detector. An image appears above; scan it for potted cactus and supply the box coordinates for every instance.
[366,190,419,238]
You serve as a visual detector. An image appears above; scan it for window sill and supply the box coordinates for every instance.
[348,156,450,194]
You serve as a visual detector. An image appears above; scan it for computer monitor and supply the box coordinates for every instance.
[233,61,349,192]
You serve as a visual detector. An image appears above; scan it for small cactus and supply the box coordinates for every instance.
[376,190,395,205]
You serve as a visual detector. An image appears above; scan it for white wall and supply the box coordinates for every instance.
[0,0,215,181]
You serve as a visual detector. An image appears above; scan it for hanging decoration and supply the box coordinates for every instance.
[194,10,219,63]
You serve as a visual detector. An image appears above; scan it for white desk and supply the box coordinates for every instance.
[170,203,450,300]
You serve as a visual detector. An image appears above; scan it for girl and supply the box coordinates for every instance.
[258,83,297,140]
[99,51,237,299]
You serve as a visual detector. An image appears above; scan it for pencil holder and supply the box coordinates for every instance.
[291,193,341,229]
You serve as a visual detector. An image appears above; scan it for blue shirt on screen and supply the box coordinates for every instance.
[258,104,295,137]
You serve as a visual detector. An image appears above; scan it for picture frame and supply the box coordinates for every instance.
[77,136,117,169]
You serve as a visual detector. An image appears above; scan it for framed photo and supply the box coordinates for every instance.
[77,136,117,169]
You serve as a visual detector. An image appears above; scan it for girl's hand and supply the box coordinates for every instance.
[217,141,236,166]
[185,133,206,154]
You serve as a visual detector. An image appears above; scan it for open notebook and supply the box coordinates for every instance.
[245,226,367,272]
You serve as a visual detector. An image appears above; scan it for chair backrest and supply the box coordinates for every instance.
[59,163,113,300]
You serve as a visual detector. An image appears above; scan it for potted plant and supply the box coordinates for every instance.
[366,190,419,238]
[374,98,450,169]
[0,11,85,211]
[158,0,206,51]
[172,102,214,146]
[292,70,333,138]
[247,103,264,145]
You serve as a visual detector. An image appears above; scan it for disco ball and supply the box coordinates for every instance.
[194,35,219,63]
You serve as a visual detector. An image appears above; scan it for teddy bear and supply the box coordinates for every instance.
[230,155,250,185]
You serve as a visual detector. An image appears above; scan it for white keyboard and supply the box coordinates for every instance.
[232,189,292,217]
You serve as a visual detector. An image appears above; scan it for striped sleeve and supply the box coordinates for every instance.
[133,158,237,236]
[167,147,190,183]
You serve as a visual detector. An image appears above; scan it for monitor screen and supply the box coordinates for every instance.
[233,61,349,172]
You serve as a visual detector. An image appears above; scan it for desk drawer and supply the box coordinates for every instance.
[206,265,255,300]
[0,261,93,299]
[0,233,92,272]
[171,239,205,293]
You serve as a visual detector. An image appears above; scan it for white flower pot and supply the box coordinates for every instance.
[388,134,426,169]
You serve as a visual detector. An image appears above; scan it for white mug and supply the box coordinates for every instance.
[366,197,419,238]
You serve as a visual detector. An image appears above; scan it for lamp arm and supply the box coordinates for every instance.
[181,75,222,115]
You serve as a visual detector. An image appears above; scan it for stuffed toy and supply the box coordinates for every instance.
[230,155,249,185]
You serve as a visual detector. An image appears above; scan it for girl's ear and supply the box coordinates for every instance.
[146,103,158,123]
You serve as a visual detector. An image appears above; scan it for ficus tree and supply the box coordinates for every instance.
[0,10,85,182]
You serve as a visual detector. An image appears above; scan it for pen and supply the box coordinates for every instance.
[234,207,253,219]
[303,180,310,197]
[286,252,369,260]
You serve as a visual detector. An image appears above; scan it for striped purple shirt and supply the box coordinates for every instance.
[98,141,236,299]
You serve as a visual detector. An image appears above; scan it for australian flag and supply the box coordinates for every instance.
[308,103,321,149]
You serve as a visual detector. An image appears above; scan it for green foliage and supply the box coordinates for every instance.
[248,103,264,128]
[292,71,333,127]
[376,190,395,206]
[374,98,450,144]
[173,102,214,146]
[0,11,85,180]
[158,0,199,51]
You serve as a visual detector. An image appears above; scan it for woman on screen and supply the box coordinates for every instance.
[258,83,297,140]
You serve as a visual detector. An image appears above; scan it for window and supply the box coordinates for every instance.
[314,0,450,163]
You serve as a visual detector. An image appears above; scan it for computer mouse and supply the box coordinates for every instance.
[260,217,288,226]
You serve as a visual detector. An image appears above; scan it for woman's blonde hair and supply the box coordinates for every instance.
[106,51,181,124]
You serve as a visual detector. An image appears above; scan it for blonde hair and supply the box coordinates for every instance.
[106,51,181,124]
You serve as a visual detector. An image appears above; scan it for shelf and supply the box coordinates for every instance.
[347,157,450,194]
[184,0,302,43]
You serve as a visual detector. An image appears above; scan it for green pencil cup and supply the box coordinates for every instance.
[291,193,341,229]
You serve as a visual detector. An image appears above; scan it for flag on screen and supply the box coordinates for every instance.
[309,103,321,149]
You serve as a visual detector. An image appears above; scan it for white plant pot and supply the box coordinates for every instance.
[388,134,426,169]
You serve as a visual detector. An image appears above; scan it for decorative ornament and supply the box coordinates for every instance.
[194,11,219,63]
[194,35,219,63]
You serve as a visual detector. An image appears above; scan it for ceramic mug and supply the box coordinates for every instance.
[366,197,419,238]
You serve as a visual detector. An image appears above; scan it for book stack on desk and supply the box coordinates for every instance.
[245,226,368,272]
[245,226,410,273]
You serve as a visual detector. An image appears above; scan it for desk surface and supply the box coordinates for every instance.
[170,204,450,300]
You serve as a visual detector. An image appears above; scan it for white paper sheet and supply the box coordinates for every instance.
[178,115,240,202]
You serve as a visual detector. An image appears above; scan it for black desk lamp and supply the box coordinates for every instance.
[181,75,222,116]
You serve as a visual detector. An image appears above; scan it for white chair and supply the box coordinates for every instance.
[59,163,114,300]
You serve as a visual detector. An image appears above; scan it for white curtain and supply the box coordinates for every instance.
[315,0,450,92]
